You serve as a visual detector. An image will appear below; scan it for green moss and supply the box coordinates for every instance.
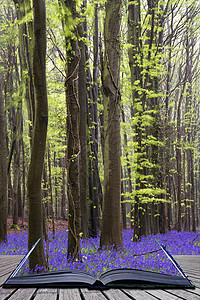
[10,224,20,230]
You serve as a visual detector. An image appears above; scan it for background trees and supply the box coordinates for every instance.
[0,0,199,266]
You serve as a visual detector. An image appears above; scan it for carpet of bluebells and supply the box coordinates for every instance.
[0,230,199,278]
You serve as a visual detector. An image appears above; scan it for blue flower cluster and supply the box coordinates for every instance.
[0,230,199,278]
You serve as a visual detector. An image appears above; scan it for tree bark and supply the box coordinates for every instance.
[78,5,88,239]
[128,0,144,241]
[0,83,8,242]
[47,142,55,235]
[63,0,81,260]
[28,0,48,271]
[14,0,34,142]
[100,0,123,249]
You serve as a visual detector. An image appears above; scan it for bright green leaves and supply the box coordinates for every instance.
[15,11,33,25]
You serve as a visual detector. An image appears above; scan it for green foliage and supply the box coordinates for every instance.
[10,224,20,230]
[0,0,200,237]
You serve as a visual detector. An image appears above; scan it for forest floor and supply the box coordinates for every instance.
[7,218,200,235]
[7,217,68,234]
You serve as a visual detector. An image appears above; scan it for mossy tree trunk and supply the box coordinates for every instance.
[100,0,123,249]
[63,0,81,260]
[27,0,48,271]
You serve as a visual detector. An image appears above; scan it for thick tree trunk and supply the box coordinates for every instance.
[28,0,48,271]
[100,0,123,249]
[0,84,8,242]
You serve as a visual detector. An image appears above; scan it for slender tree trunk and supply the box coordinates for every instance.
[84,3,102,237]
[190,150,196,232]
[21,136,26,227]
[28,0,48,270]
[24,0,35,133]
[53,152,58,219]
[175,49,188,232]
[0,83,8,242]
[42,163,49,218]
[121,104,132,229]
[47,142,55,235]
[164,15,173,233]
[121,167,127,230]
[78,6,88,239]
[61,156,66,220]
[13,138,20,225]
[176,97,182,232]
[91,3,101,236]
[14,0,34,142]
[128,0,144,241]
[12,72,22,225]
[63,0,81,260]
[100,0,123,249]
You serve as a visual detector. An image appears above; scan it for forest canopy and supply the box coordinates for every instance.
[0,0,199,269]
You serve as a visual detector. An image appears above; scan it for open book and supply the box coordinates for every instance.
[3,239,195,289]
[3,267,194,289]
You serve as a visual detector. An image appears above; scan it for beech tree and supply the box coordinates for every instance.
[62,0,81,260]
[1,0,200,250]
[78,2,88,239]
[0,82,8,242]
[27,0,48,270]
[85,2,102,238]
[100,0,123,249]
[127,0,143,241]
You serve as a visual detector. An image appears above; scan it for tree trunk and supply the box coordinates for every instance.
[61,156,67,220]
[121,167,127,230]
[189,149,196,232]
[78,7,88,239]
[91,2,101,236]
[128,0,144,241]
[47,142,55,235]
[21,136,26,227]
[13,138,20,225]
[121,104,132,229]
[0,83,8,242]
[14,0,34,142]
[83,3,102,237]
[176,96,182,232]
[63,0,81,260]
[100,0,123,249]
[28,0,48,271]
